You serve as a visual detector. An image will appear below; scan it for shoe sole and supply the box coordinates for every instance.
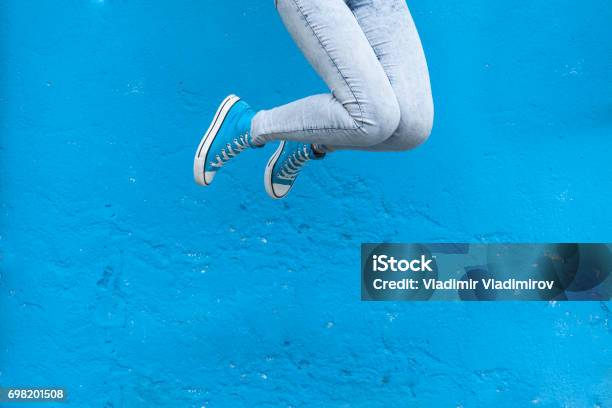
[264,140,287,200]
[193,94,241,186]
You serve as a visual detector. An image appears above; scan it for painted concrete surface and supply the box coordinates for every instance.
[1,1,611,406]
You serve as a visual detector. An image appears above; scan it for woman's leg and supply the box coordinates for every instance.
[251,0,400,148]
[328,0,434,152]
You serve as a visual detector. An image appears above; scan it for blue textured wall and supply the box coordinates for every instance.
[1,1,611,407]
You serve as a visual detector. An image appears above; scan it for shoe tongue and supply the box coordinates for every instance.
[236,108,256,136]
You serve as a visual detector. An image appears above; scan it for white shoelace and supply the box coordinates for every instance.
[210,133,251,168]
[277,145,311,181]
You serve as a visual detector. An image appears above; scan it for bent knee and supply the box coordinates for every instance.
[353,97,401,147]
[400,115,434,150]
[386,109,434,151]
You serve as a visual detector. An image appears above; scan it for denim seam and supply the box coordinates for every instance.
[261,0,364,137]
[291,0,364,129]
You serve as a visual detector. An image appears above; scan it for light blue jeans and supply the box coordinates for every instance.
[251,0,434,151]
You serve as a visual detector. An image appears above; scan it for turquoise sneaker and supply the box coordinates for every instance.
[264,141,325,199]
[193,95,258,186]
